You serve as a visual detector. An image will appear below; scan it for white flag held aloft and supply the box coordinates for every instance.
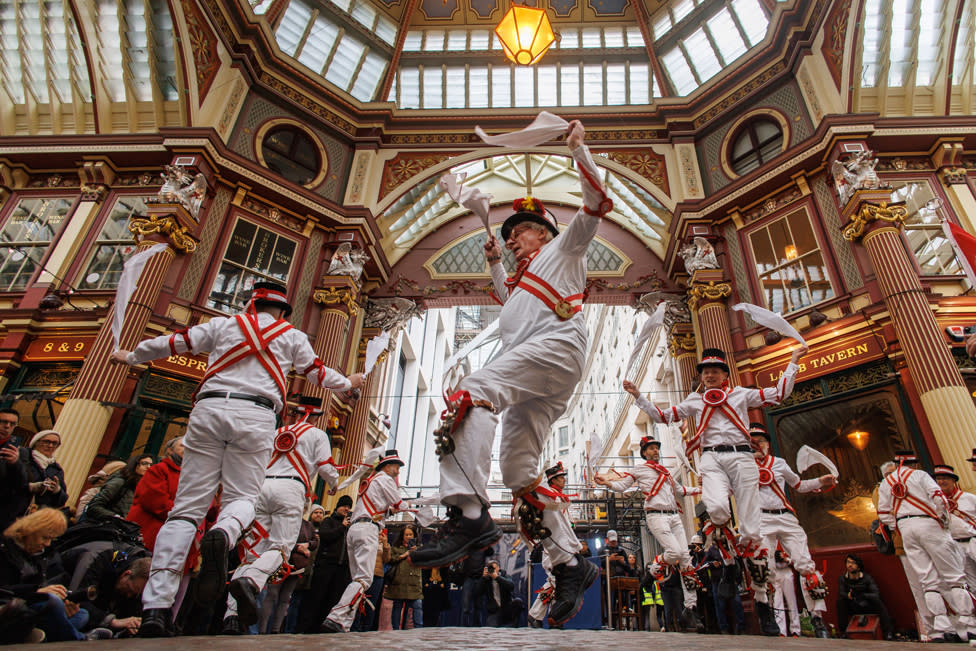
[625,302,667,380]
[363,330,390,376]
[475,111,570,148]
[439,172,493,232]
[588,431,603,473]
[336,445,385,492]
[112,243,169,351]
[731,302,806,346]
[796,445,840,479]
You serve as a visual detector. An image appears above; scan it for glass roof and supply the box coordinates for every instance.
[258,0,788,109]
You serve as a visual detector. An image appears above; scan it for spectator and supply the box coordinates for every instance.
[771,548,800,637]
[640,564,664,631]
[387,524,423,630]
[601,530,629,576]
[624,553,640,577]
[74,550,151,636]
[705,542,746,634]
[127,438,183,551]
[659,571,683,631]
[455,548,488,626]
[837,553,894,640]
[24,430,68,513]
[76,461,126,517]
[283,504,326,633]
[478,560,516,627]
[84,454,153,522]
[579,539,591,557]
[259,504,321,634]
[296,495,352,633]
[0,408,30,531]
[0,508,109,640]
[422,567,450,627]
[352,527,390,632]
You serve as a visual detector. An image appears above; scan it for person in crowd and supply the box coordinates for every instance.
[968,449,976,476]
[0,408,30,531]
[836,553,894,640]
[351,527,390,632]
[411,123,610,634]
[600,530,630,576]
[75,549,151,636]
[257,502,320,634]
[705,540,746,635]
[127,437,184,551]
[770,547,800,637]
[932,464,976,590]
[625,553,640,577]
[296,495,352,633]
[84,454,153,522]
[24,430,68,513]
[578,539,591,557]
[386,523,423,630]
[688,534,718,634]
[0,508,110,641]
[623,345,807,634]
[77,461,127,518]
[110,280,363,637]
[640,567,664,632]
[878,450,976,642]
[421,566,450,628]
[659,571,684,631]
[479,560,516,627]
[455,548,489,627]
[283,503,325,634]
[323,450,406,633]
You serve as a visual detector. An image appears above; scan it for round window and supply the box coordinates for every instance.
[261,126,322,186]
[729,119,784,176]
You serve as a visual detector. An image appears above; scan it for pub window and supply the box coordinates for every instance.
[260,125,322,186]
[749,209,834,315]
[78,196,147,290]
[890,180,964,277]
[728,118,784,176]
[0,198,74,292]
[206,218,297,314]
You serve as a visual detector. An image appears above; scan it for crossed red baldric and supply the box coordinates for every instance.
[756,455,796,514]
[358,472,402,519]
[678,387,750,454]
[267,421,316,495]
[489,250,584,321]
[947,488,976,531]
[883,467,943,525]
[619,461,684,512]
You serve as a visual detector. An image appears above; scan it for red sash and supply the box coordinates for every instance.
[885,468,941,523]
[536,485,578,502]
[641,462,683,512]
[685,388,749,454]
[267,421,315,493]
[500,250,583,320]
[948,489,976,530]
[757,455,796,514]
[358,473,402,519]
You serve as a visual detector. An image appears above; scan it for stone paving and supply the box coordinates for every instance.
[7,629,914,650]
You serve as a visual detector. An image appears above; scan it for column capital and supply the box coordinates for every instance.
[668,329,697,359]
[686,270,733,311]
[842,199,908,242]
[313,280,362,316]
[129,203,199,253]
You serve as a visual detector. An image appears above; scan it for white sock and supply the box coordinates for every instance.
[458,498,483,520]
[565,556,579,567]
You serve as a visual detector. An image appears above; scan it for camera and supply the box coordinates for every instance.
[945,325,976,342]
[65,586,97,603]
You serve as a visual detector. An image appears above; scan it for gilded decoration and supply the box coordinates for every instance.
[601,149,670,197]
[380,153,453,199]
[258,73,356,135]
[391,273,663,298]
[687,281,732,310]
[692,61,788,129]
[312,286,361,316]
[942,167,969,185]
[842,202,908,242]
[668,332,697,358]
[821,0,852,90]
[388,129,659,146]
[80,184,108,203]
[743,186,803,223]
[363,297,425,331]
[129,215,198,253]
[180,0,220,101]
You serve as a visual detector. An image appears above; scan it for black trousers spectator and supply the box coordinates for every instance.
[296,562,349,633]
[836,594,894,638]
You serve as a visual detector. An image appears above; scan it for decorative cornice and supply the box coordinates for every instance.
[687,281,732,310]
[842,201,908,242]
[941,167,969,186]
[312,286,360,315]
[80,184,109,203]
[129,215,198,253]
[668,331,697,358]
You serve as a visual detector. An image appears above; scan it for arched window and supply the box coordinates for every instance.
[260,126,321,186]
[729,118,784,176]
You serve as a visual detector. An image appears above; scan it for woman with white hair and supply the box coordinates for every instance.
[24,431,67,513]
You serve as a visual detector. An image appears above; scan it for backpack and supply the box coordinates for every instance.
[870,519,895,555]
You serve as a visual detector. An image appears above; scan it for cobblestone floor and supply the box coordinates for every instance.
[9,630,911,650]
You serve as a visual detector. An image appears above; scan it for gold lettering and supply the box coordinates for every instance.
[857,343,868,354]
[58,343,69,352]
[837,350,847,360]
[74,342,84,351]
[43,342,53,352]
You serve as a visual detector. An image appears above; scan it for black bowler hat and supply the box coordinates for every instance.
[545,462,568,484]
[967,448,976,463]
[639,436,661,453]
[894,450,918,465]
[749,422,770,441]
[376,449,405,471]
[500,197,560,241]
[249,281,292,317]
[294,396,323,416]
[933,465,960,482]
[697,348,730,374]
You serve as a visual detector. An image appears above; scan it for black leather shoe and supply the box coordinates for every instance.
[408,506,501,569]
[196,529,230,604]
[138,608,174,638]
[528,616,543,628]
[679,606,704,633]
[320,618,344,634]
[547,555,599,626]
[942,632,963,643]
[229,577,260,627]
[220,616,245,635]
[755,601,780,636]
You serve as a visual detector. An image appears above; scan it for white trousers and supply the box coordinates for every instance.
[771,567,800,635]
[226,478,306,616]
[899,553,934,639]
[956,538,976,591]
[529,573,555,621]
[143,399,276,609]
[900,517,976,636]
[440,338,583,505]
[645,512,695,608]
[326,521,379,631]
[538,494,582,567]
[760,511,824,614]
[699,450,762,548]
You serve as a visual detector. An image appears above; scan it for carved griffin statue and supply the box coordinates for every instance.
[158,164,207,219]
[831,150,881,206]
[327,242,369,280]
[679,237,719,273]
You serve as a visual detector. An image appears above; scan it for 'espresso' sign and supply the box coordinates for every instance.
[151,353,209,380]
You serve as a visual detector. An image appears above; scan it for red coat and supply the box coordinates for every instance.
[127,457,180,551]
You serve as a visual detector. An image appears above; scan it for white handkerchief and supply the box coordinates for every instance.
[475,111,569,148]
[439,173,493,230]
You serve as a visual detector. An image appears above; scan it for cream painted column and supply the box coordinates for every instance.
[687,268,740,386]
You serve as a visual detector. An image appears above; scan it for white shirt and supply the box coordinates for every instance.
[877,466,948,528]
[126,311,351,412]
[488,145,604,351]
[946,487,976,540]
[606,461,701,511]
[350,471,402,525]
[635,363,799,448]
[266,422,338,491]
[756,454,822,511]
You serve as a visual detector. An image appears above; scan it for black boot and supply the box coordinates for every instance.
[228,577,260,627]
[755,601,780,636]
[679,606,704,633]
[138,608,174,638]
[547,556,599,626]
[528,616,543,628]
[320,618,344,634]
[811,615,830,638]
[196,528,230,604]
[408,506,501,569]
[220,616,245,635]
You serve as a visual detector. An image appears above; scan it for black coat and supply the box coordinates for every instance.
[314,511,348,566]
[477,573,514,612]
[24,454,67,511]
[76,549,143,628]
[0,536,68,597]
[838,571,882,608]
[0,446,31,531]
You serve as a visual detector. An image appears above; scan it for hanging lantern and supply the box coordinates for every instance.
[495,5,555,66]
[846,430,869,451]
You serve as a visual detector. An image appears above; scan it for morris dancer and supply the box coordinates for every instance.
[410,121,612,621]
[323,450,405,633]
[111,281,362,637]
[622,345,806,632]
[932,465,976,593]
[595,435,703,632]
[878,451,976,643]
[220,396,340,634]
[749,422,834,638]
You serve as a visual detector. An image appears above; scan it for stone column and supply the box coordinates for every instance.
[56,203,198,500]
[308,277,362,420]
[687,268,739,385]
[843,188,976,490]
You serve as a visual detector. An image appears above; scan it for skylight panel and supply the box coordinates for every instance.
[469,30,491,50]
[402,31,423,51]
[662,47,697,95]
[604,26,625,48]
[97,0,126,101]
[952,0,974,86]
[731,0,768,46]
[625,25,644,47]
[915,0,941,85]
[630,62,650,104]
[325,34,365,88]
[329,0,352,12]
[492,65,511,106]
[398,67,420,108]
[607,63,626,105]
[581,27,602,48]
[537,65,557,106]
[707,8,746,64]
[374,15,397,46]
[445,66,465,107]
[469,67,489,107]
[424,30,446,51]
[422,65,443,108]
[561,63,580,105]
[275,1,312,56]
[297,17,338,74]
[652,11,673,39]
[21,2,47,103]
[514,65,535,107]
[860,0,881,87]
[349,2,377,30]
[559,28,579,49]
[582,63,602,105]
[447,30,468,51]
[349,51,386,101]
[672,0,695,24]
[685,28,722,80]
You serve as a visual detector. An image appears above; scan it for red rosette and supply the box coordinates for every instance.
[702,388,728,406]
[274,430,297,454]
[890,482,908,499]
[758,467,774,486]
